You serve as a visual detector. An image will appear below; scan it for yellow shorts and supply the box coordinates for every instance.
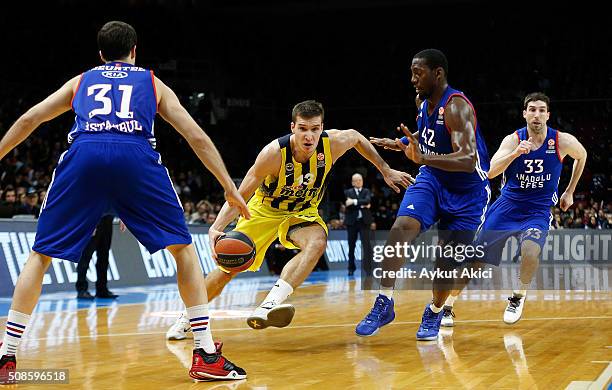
[224,202,328,273]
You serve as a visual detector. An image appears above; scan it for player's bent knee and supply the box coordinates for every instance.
[388,217,420,243]
[305,236,327,257]
[28,251,53,268]
[520,241,541,261]
[208,267,237,282]
[391,216,420,232]
[166,243,196,261]
[30,250,52,261]
[166,243,190,252]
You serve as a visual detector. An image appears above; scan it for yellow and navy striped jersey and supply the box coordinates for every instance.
[253,131,333,212]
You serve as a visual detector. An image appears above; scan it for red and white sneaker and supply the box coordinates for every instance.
[0,343,17,385]
[189,342,246,381]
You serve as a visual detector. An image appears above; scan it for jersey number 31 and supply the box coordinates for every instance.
[87,84,134,119]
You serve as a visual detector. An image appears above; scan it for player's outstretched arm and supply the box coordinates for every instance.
[371,96,421,151]
[208,142,280,258]
[328,129,414,193]
[0,76,79,160]
[558,132,587,211]
[488,133,534,179]
[371,129,419,151]
[154,76,249,218]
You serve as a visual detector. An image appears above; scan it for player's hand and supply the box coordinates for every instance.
[370,137,402,151]
[395,123,424,165]
[382,167,415,193]
[208,226,225,260]
[559,191,574,211]
[513,137,534,156]
[119,220,127,233]
[224,187,251,220]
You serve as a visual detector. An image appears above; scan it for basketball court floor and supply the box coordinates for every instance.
[1,271,611,389]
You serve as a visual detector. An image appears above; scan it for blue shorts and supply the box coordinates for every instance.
[476,195,551,266]
[397,169,491,243]
[33,134,191,262]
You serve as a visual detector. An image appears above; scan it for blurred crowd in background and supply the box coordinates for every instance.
[0,1,610,232]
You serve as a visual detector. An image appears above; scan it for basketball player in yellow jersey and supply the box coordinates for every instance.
[166,100,412,338]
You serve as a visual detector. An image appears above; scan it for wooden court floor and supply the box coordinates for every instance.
[2,281,611,389]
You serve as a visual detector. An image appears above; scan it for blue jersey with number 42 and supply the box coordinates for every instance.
[413,86,489,192]
[69,61,157,145]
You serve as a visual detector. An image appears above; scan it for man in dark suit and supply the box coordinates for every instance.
[344,173,374,276]
[75,214,118,299]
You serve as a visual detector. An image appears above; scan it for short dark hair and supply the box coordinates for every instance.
[523,92,550,110]
[97,21,137,61]
[292,100,324,122]
[2,188,15,201]
[414,49,449,77]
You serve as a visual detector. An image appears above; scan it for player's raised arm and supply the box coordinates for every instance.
[0,76,79,160]
[328,129,414,193]
[154,76,249,218]
[208,141,281,257]
[557,131,587,211]
[488,133,534,179]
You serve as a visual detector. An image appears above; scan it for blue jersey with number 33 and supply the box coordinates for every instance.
[501,126,563,207]
[69,61,157,145]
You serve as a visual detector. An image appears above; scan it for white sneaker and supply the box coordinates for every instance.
[441,305,455,327]
[246,302,295,329]
[503,294,526,324]
[166,312,191,340]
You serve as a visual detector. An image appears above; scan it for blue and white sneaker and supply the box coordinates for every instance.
[416,304,443,341]
[356,294,395,337]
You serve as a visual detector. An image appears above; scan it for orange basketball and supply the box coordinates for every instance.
[214,231,256,272]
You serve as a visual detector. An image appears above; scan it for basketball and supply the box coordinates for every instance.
[214,231,256,272]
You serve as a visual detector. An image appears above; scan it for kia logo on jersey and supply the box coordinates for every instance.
[102,71,129,79]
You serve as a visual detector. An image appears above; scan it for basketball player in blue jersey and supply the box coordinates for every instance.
[440,92,587,326]
[356,49,491,341]
[0,21,250,383]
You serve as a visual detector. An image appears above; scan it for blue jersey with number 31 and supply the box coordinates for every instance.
[69,61,157,145]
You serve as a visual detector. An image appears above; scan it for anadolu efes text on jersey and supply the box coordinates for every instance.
[413,86,490,191]
[501,126,563,207]
[68,62,157,146]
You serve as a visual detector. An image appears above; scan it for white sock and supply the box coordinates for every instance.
[261,279,293,306]
[379,287,394,299]
[0,310,31,356]
[444,294,458,307]
[186,304,216,354]
[430,303,443,314]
